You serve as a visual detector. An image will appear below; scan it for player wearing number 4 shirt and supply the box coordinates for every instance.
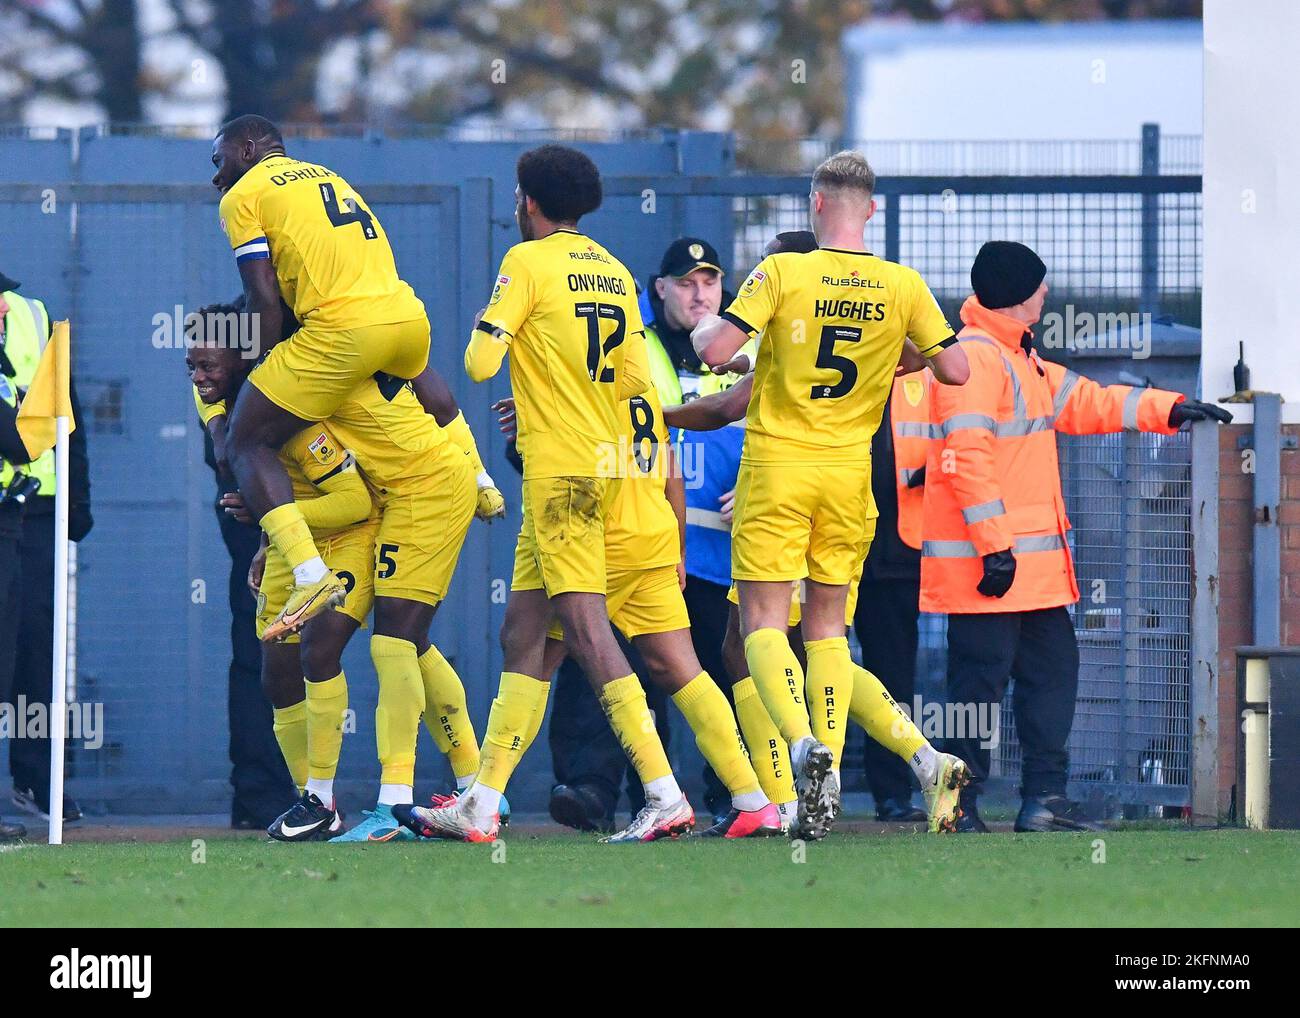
[395,145,695,845]
[692,150,973,840]
[211,114,431,643]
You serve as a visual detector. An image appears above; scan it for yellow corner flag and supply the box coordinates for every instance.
[16,319,75,460]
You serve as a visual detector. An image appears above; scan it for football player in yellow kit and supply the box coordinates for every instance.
[692,151,970,839]
[210,114,436,641]
[667,371,969,834]
[395,145,691,844]
[489,388,781,839]
[190,300,496,842]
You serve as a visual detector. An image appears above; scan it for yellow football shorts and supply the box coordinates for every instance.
[373,449,476,606]
[257,518,380,642]
[727,516,874,629]
[549,563,689,642]
[248,317,431,423]
[511,476,620,596]
[731,460,874,586]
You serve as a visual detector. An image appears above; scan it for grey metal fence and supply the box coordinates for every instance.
[0,130,1202,815]
[603,158,1201,813]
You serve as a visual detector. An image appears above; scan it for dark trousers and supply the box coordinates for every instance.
[548,633,669,820]
[853,577,921,805]
[682,576,734,812]
[217,505,295,826]
[0,510,23,793]
[8,512,56,793]
[943,606,1079,799]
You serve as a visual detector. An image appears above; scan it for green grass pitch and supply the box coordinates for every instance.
[1,827,1296,927]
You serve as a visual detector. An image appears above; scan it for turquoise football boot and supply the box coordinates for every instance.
[329,804,416,843]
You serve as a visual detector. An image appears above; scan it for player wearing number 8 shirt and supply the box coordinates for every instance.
[693,150,971,840]
[212,114,431,642]
[495,387,781,840]
[395,145,693,845]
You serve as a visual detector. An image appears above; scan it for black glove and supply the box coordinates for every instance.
[977,549,1016,598]
[905,464,926,489]
[70,502,94,543]
[1169,399,1233,427]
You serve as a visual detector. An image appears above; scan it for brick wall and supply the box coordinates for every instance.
[1216,423,1300,814]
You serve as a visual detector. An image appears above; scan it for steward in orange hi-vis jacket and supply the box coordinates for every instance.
[921,241,1231,833]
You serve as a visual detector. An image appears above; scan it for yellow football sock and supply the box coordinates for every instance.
[259,503,321,572]
[478,671,548,793]
[522,678,551,751]
[443,410,486,475]
[804,637,853,767]
[417,643,481,783]
[272,700,309,791]
[304,672,347,781]
[371,636,426,787]
[598,674,673,785]
[673,672,763,799]
[849,663,927,761]
[743,628,812,744]
[733,676,795,805]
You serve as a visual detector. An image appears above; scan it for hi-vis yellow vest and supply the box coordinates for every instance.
[1,291,53,490]
[644,325,752,405]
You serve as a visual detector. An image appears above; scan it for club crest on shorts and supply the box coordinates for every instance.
[307,432,336,464]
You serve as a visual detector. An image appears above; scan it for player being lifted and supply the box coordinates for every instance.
[211,114,455,640]
[191,298,496,842]
[394,145,691,843]
[692,151,971,839]
[187,303,375,840]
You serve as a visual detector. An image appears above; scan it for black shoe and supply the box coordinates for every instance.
[875,796,927,823]
[549,784,614,833]
[12,785,81,824]
[267,791,342,842]
[0,815,26,842]
[954,794,989,833]
[1014,794,1104,833]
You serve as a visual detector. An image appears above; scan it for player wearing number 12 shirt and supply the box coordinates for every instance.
[693,150,972,840]
[395,145,694,845]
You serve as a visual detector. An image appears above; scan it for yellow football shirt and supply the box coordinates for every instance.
[218,154,424,332]
[321,374,453,497]
[605,386,679,573]
[191,384,364,536]
[278,423,361,538]
[192,387,226,426]
[723,248,952,465]
[472,229,650,479]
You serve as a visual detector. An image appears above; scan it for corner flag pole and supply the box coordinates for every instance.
[48,413,70,846]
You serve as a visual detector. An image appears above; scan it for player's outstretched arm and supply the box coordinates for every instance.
[691,313,750,368]
[923,339,970,386]
[662,374,753,432]
[409,366,459,427]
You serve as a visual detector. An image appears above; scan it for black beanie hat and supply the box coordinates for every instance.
[970,241,1046,310]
